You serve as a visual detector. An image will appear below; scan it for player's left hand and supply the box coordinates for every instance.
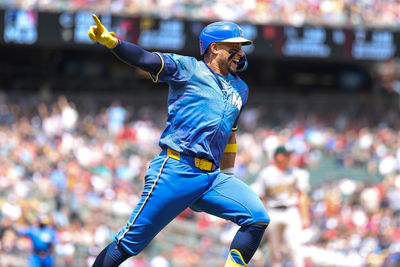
[88,14,118,49]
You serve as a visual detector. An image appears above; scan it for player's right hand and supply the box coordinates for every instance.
[88,14,118,49]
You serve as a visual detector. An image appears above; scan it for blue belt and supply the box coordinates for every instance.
[161,148,217,172]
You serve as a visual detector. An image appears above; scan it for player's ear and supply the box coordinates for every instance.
[209,43,220,55]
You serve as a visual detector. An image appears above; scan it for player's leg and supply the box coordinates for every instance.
[27,254,41,267]
[283,208,304,267]
[266,214,285,267]
[93,156,211,267]
[191,172,270,266]
[92,240,130,267]
[224,223,268,267]
[43,255,53,267]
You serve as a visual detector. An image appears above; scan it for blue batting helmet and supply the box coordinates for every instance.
[37,214,50,225]
[199,21,252,55]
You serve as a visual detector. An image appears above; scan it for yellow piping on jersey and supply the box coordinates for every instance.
[149,52,164,83]
[117,157,169,245]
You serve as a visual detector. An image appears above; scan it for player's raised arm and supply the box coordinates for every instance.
[88,14,176,77]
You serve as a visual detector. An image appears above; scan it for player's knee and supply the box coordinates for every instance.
[252,204,270,225]
[236,202,269,227]
[251,222,268,234]
[255,221,269,228]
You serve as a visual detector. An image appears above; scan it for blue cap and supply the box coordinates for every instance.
[199,21,252,55]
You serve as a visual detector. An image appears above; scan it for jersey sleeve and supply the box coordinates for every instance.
[17,227,32,237]
[150,53,197,85]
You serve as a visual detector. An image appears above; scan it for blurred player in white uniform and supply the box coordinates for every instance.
[251,146,310,267]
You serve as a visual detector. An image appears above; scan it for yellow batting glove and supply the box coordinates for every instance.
[88,14,118,49]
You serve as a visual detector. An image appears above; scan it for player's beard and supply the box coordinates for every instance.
[217,55,237,75]
[227,58,237,75]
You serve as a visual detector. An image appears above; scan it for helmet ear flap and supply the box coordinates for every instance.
[200,39,205,55]
[236,54,248,72]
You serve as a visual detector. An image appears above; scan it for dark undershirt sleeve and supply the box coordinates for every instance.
[110,40,163,75]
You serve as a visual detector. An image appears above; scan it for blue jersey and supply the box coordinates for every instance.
[152,53,249,167]
[19,226,57,253]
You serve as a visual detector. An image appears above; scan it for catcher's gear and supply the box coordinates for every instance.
[200,21,252,72]
[88,14,118,48]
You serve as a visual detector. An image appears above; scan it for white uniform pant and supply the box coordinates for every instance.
[267,206,304,267]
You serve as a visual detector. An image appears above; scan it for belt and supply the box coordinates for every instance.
[34,251,49,257]
[162,148,217,172]
[272,205,292,210]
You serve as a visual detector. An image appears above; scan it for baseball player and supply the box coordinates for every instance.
[15,214,58,267]
[88,15,270,267]
[251,146,310,267]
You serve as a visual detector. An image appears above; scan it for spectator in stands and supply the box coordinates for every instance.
[1,91,400,265]
[15,214,58,267]
[2,0,400,27]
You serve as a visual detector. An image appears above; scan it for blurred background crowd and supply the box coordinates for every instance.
[1,89,400,266]
[2,0,400,266]
[1,0,400,27]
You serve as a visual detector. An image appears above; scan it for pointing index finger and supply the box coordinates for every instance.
[92,14,102,28]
